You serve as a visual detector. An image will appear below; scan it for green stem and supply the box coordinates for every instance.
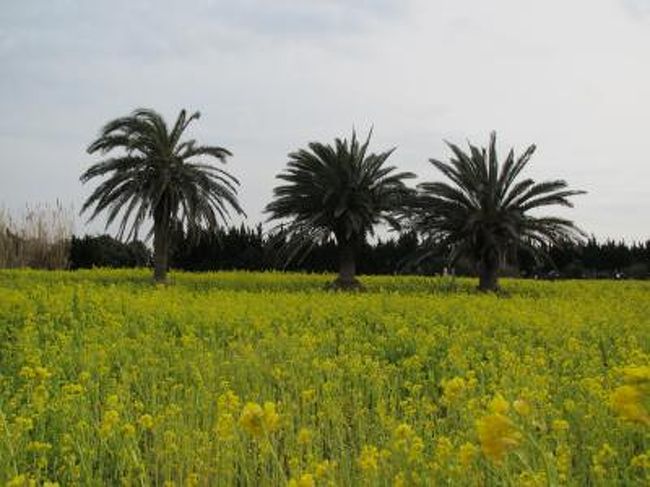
[0,406,19,476]
[264,430,288,484]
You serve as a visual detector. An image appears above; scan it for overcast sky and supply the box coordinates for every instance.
[1,0,649,241]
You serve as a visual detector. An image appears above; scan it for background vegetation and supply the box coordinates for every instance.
[70,227,650,279]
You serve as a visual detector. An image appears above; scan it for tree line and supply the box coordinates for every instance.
[77,107,596,291]
[70,228,650,279]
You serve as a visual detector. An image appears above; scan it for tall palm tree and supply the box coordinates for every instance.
[410,132,585,291]
[265,130,415,289]
[80,108,244,283]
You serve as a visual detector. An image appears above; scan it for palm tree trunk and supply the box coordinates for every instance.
[153,217,169,283]
[478,256,499,292]
[332,241,362,290]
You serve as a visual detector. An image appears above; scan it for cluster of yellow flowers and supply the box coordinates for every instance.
[0,268,648,485]
[239,402,281,438]
[610,365,650,426]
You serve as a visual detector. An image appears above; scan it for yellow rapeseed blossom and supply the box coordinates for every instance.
[287,473,315,487]
[214,413,236,441]
[26,441,52,453]
[239,401,280,437]
[476,413,521,463]
[610,385,649,425]
[297,427,312,446]
[315,460,337,478]
[6,474,36,487]
[630,451,650,470]
[458,442,478,468]
[556,443,572,481]
[99,410,120,437]
[513,399,531,417]
[1,269,649,484]
[441,377,466,405]
[392,423,424,462]
[122,423,136,437]
[621,366,650,384]
[488,394,510,415]
[185,473,200,487]
[551,419,570,433]
[301,389,316,403]
[138,414,154,430]
[592,443,617,479]
[217,390,241,414]
[358,445,380,474]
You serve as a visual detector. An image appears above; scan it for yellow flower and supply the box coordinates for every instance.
[138,414,155,430]
[441,376,466,405]
[100,409,120,437]
[488,394,510,414]
[551,419,569,433]
[26,441,52,453]
[392,423,424,461]
[239,401,280,437]
[556,443,572,480]
[217,390,240,414]
[621,366,650,384]
[518,471,547,487]
[394,472,406,487]
[631,451,650,470]
[563,399,576,412]
[185,473,200,487]
[122,423,136,437]
[34,366,52,381]
[458,442,478,467]
[610,385,649,425]
[289,473,315,487]
[31,384,49,411]
[214,413,236,441]
[592,443,616,479]
[301,389,316,403]
[262,402,280,432]
[435,436,453,462]
[19,366,36,380]
[61,383,84,396]
[358,445,380,474]
[476,413,521,463]
[297,427,312,446]
[7,474,35,487]
[13,416,34,433]
[315,460,336,478]
[513,399,531,417]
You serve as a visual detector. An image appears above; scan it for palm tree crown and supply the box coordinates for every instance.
[265,130,415,288]
[80,108,244,282]
[410,132,585,291]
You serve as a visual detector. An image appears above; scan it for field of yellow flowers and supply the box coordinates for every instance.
[0,269,648,486]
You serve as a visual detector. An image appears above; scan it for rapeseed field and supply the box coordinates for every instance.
[0,269,648,486]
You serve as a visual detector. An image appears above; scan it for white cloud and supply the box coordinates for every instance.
[0,0,648,241]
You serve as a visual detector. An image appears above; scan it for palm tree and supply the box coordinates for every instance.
[265,130,415,289]
[80,108,244,283]
[410,132,585,291]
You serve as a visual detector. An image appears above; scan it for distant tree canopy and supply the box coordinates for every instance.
[70,235,150,269]
[68,227,649,280]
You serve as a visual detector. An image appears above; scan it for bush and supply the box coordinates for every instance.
[70,235,150,269]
